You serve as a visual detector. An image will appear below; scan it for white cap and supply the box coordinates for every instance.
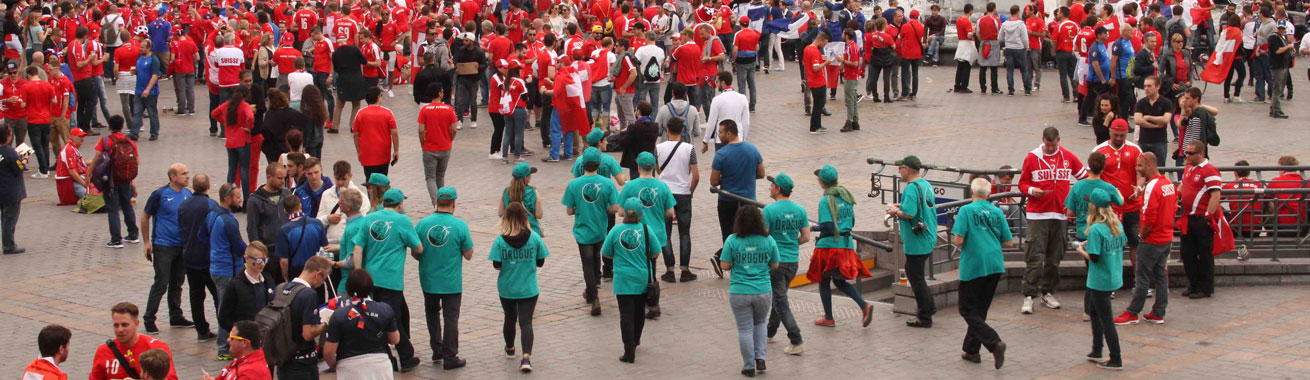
[462,32,476,40]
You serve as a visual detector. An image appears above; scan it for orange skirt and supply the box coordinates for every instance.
[806,247,871,282]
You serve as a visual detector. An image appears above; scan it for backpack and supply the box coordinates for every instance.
[664,102,693,137]
[1166,20,1186,45]
[90,147,114,192]
[109,136,138,183]
[101,15,121,45]
[641,55,662,83]
[255,281,311,366]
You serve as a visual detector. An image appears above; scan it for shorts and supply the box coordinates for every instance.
[1120,211,1141,248]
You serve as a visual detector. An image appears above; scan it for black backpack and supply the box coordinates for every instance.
[255,281,311,365]
[641,55,662,83]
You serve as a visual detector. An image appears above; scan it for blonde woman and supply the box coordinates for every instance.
[1078,189,1126,371]
[489,202,549,373]
[500,162,544,236]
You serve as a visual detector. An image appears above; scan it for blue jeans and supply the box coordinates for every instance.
[92,76,113,125]
[589,84,613,121]
[928,35,945,63]
[226,145,252,196]
[1140,142,1167,167]
[1004,48,1032,94]
[734,59,757,110]
[548,112,573,160]
[104,181,138,243]
[729,293,770,370]
[212,275,232,355]
[1253,55,1271,101]
[131,95,160,138]
[502,107,528,158]
[635,81,661,118]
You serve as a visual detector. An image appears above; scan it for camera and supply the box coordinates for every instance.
[911,221,927,234]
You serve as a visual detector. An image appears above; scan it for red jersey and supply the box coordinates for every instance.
[50,75,74,117]
[114,42,141,72]
[272,47,303,74]
[69,40,95,81]
[1019,145,1089,219]
[1075,26,1096,56]
[1222,177,1263,232]
[418,101,458,151]
[171,38,199,74]
[803,44,825,88]
[956,16,974,40]
[1267,173,1307,226]
[898,20,925,59]
[293,10,319,42]
[20,79,57,124]
[361,42,383,78]
[56,141,87,179]
[334,17,360,45]
[672,42,701,85]
[459,0,480,24]
[313,39,336,73]
[212,46,245,88]
[1070,3,1087,25]
[1093,141,1143,214]
[1053,20,1078,52]
[1026,17,1046,50]
[1,76,27,119]
[352,105,398,166]
[978,15,1000,40]
[842,41,862,80]
[700,38,725,78]
[734,28,761,52]
[506,10,528,43]
[380,23,399,51]
[614,54,637,94]
[90,336,178,380]
[1179,160,1222,216]
[488,36,514,62]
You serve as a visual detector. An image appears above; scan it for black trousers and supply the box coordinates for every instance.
[959,273,1001,354]
[74,79,96,130]
[808,87,826,131]
[489,113,505,154]
[500,296,538,354]
[423,292,462,360]
[538,97,553,148]
[904,253,935,322]
[1080,81,1109,122]
[978,66,999,93]
[362,164,389,178]
[954,60,972,91]
[617,293,649,356]
[186,268,219,334]
[1224,56,1247,98]
[1086,289,1120,360]
[144,245,186,325]
[276,357,319,380]
[715,198,744,259]
[578,242,603,302]
[604,214,615,277]
[900,58,920,96]
[1115,78,1134,118]
[372,288,415,362]
[1180,215,1215,295]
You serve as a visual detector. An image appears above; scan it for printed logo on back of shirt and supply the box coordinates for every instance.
[619,228,643,251]
[581,183,603,203]
[369,220,394,241]
[425,225,451,247]
[637,187,659,208]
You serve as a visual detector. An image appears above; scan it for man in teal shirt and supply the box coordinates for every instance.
[351,188,423,370]
[761,173,810,354]
[329,188,366,295]
[618,152,677,319]
[571,128,628,280]
[887,155,938,328]
[562,147,622,316]
[950,178,1015,369]
[1064,152,1123,241]
[416,187,473,369]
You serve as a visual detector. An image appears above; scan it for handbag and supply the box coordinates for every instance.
[643,224,660,307]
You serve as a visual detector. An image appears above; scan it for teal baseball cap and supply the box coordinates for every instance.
[769,172,795,192]
[1090,189,1114,208]
[814,165,839,185]
[366,173,391,187]
[622,197,644,212]
[587,128,605,145]
[512,162,538,178]
[382,188,406,206]
[436,187,458,200]
[637,151,657,169]
[582,147,603,164]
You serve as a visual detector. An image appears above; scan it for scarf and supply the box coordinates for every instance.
[823,185,855,237]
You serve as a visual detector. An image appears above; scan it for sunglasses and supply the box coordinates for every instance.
[229,335,248,343]
[246,256,269,264]
[1184,150,1200,156]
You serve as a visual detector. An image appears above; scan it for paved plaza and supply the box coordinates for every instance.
[3,61,1310,379]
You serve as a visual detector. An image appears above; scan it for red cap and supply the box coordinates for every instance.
[1110,118,1130,132]
[70,128,89,137]
[910,10,920,18]
[281,33,295,46]
[1125,16,1138,25]
[508,59,522,69]
[739,16,750,25]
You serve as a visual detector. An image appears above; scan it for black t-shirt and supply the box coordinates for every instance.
[323,299,397,361]
[1134,96,1174,144]
[1269,34,1291,69]
[284,281,323,357]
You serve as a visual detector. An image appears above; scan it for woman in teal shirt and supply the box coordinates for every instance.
[1078,190,1126,371]
[719,205,780,377]
[601,198,662,363]
[501,162,545,236]
[489,202,550,373]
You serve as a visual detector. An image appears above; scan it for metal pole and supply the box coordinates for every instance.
[709,186,895,252]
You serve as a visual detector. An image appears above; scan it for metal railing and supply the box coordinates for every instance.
[708,185,894,252]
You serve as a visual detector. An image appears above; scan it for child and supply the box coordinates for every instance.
[1078,189,1126,371]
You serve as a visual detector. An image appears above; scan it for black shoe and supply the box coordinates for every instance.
[2,247,23,254]
[645,306,661,320]
[755,359,766,372]
[804,109,811,116]
[326,129,340,134]
[1188,292,1211,299]
[170,319,195,328]
[399,358,420,372]
[680,270,698,282]
[709,257,724,278]
[148,135,158,141]
[660,270,677,283]
[992,341,1006,369]
[442,357,466,370]
[127,135,139,141]
[197,331,218,342]
[839,122,855,133]
[1087,352,1104,362]
[853,121,861,131]
[883,98,893,103]
[144,322,160,334]
[820,109,832,116]
[1078,119,1092,126]
[85,129,101,136]
[209,131,217,137]
[905,318,932,328]
[619,353,635,363]
[1181,288,1194,297]
[1272,113,1289,119]
[962,352,982,363]
[957,88,973,94]
[1096,359,1123,371]
[591,299,602,316]
[741,368,756,377]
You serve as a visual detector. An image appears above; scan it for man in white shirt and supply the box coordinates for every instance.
[700,71,749,153]
[634,32,667,116]
[101,5,127,79]
[287,57,315,107]
[654,116,699,282]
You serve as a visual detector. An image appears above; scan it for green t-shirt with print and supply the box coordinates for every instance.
[762,200,808,263]
[562,174,620,244]
[1084,222,1126,291]
[503,186,542,235]
[601,223,661,295]
[351,209,420,291]
[618,177,677,250]
[415,212,474,294]
[335,215,366,294]
[951,200,1013,281]
[571,153,624,178]
[1065,179,1124,240]
[816,195,856,250]
[720,234,780,295]
[488,232,551,299]
[898,178,938,255]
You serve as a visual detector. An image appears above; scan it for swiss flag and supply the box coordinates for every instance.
[553,65,589,134]
[1200,27,1241,84]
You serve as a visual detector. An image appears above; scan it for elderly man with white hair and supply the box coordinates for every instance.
[950,178,1016,369]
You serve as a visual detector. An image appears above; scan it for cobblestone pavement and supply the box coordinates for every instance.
[4,62,1310,379]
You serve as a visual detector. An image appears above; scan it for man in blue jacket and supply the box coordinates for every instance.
[205,183,246,360]
[178,174,219,342]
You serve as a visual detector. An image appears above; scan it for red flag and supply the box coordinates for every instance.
[1200,27,1241,84]
[552,65,589,134]
[1210,213,1236,256]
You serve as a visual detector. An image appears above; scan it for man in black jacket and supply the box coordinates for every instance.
[0,125,24,254]
[178,174,219,342]
[452,32,487,130]
[413,52,441,105]
[247,163,291,282]
[217,241,273,361]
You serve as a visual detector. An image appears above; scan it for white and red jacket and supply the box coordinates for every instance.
[1019,144,1088,220]
[211,46,246,88]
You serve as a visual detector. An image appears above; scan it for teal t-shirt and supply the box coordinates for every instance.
[335,215,366,294]
[1064,179,1124,240]
[571,153,624,178]
[415,212,474,294]
[503,186,542,235]
[720,234,780,295]
[562,174,620,244]
[618,177,677,250]
[488,232,551,299]
[600,223,661,295]
[951,200,1013,281]
[899,178,938,255]
[816,195,856,250]
[762,200,808,263]
[351,209,420,291]
[1084,222,1126,291]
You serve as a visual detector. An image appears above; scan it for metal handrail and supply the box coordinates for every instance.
[708,186,895,252]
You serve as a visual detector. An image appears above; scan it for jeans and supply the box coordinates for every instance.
[808,87,826,131]
[455,77,478,123]
[959,273,1002,354]
[547,112,573,160]
[0,201,18,251]
[104,182,138,243]
[500,295,538,354]
[729,293,770,370]
[502,108,527,158]
[979,66,999,93]
[26,123,51,174]
[1252,54,1270,101]
[212,275,232,354]
[92,76,112,125]
[371,287,415,362]
[74,78,95,130]
[174,72,196,113]
[479,70,490,105]
[698,84,715,115]
[589,84,613,122]
[635,81,662,118]
[144,245,185,325]
[662,194,693,269]
[900,58,920,97]
[186,268,218,335]
[818,271,867,320]
[1127,242,1170,317]
[1180,215,1215,295]
[226,145,252,197]
[843,79,859,122]
[1004,48,1031,94]
[118,92,136,131]
[131,95,161,138]
[1022,219,1066,297]
[313,71,335,121]
[1271,67,1287,115]
[904,253,935,322]
[1224,56,1246,98]
[615,92,635,131]
[734,59,757,110]
[423,292,462,360]
[766,262,802,345]
[1140,142,1167,168]
[1086,289,1121,361]
[616,292,649,357]
[928,35,945,64]
[422,150,451,205]
[578,242,603,302]
[1056,51,1077,100]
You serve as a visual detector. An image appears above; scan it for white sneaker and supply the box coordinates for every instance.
[784,344,804,355]
[471,122,478,129]
[30,172,49,179]
[387,89,395,98]
[1021,296,1034,314]
[490,152,504,160]
[1147,288,1155,298]
[457,123,463,130]
[1041,293,1061,309]
[1232,96,1246,103]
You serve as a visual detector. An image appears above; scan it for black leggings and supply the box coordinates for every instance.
[1085,289,1120,361]
[578,242,603,302]
[500,296,538,354]
[489,113,506,154]
[1224,56,1246,98]
[617,293,649,356]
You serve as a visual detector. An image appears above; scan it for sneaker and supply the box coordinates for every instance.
[1082,313,1091,322]
[813,318,835,327]
[106,241,125,249]
[742,368,756,377]
[679,270,698,282]
[784,344,804,355]
[541,157,560,162]
[1096,360,1123,371]
[1021,296,1034,314]
[216,353,234,361]
[399,358,420,372]
[957,88,973,94]
[505,347,516,358]
[709,257,724,278]
[519,358,533,372]
[169,319,195,328]
[442,357,467,370]
[755,359,766,372]
[30,172,48,179]
[456,123,463,130]
[197,331,218,342]
[1147,288,1154,298]
[767,336,775,343]
[1142,313,1165,324]
[1078,119,1092,126]
[125,236,142,244]
[660,270,677,283]
[471,122,478,129]
[809,129,827,135]
[489,152,503,160]
[144,322,160,334]
[1232,96,1245,103]
[1110,291,1116,299]
[861,303,875,327]
[1113,311,1139,325]
[1087,352,1104,362]
[1041,293,1061,309]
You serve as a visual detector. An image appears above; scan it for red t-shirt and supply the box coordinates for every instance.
[1141,175,1178,244]
[672,42,702,85]
[69,41,95,81]
[489,37,514,63]
[1076,26,1096,56]
[380,24,399,52]
[352,105,398,166]
[272,47,302,74]
[1267,173,1305,226]
[171,38,198,74]
[212,101,254,148]
[50,75,74,117]
[978,15,1000,40]
[293,10,319,42]
[213,47,245,88]
[313,39,335,73]
[735,28,761,52]
[417,101,457,151]
[700,38,725,78]
[803,44,825,88]
[1026,17,1046,50]
[459,1,480,24]
[20,79,57,124]
[1222,177,1261,232]
[114,43,140,72]
[842,41,861,80]
[1070,3,1086,25]
[897,21,925,59]
[90,336,178,380]
[1053,20,1078,52]
[956,16,973,40]
[1180,160,1222,216]
[614,54,637,94]
[1,77,27,119]
[362,43,383,78]
[1093,141,1144,213]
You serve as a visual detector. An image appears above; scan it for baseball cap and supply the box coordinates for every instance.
[895,155,923,171]
[622,197,644,213]
[814,165,839,185]
[382,188,406,206]
[1089,189,1114,208]
[366,173,391,188]
[663,3,676,11]
[586,128,605,145]
[436,187,458,200]
[592,25,603,32]
[636,151,656,169]
[281,33,295,46]
[582,147,604,164]
[462,32,475,40]
[497,58,510,68]
[5,60,18,71]
[910,9,920,18]
[769,172,795,192]
[508,59,522,69]
[512,162,538,178]
[1125,16,1137,25]
[1109,118,1130,132]
[739,16,750,25]
[70,128,89,137]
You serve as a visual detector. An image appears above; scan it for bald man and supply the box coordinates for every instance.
[140,163,196,333]
[178,173,220,341]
